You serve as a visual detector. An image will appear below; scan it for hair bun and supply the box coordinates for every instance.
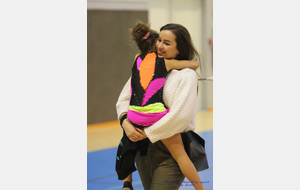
[131,21,150,44]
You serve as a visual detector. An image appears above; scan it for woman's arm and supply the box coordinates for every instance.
[144,69,198,143]
[116,78,131,119]
[134,53,140,61]
[116,78,146,141]
[116,52,141,118]
[164,59,199,71]
[122,118,146,142]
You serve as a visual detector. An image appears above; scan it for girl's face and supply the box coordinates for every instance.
[156,30,179,59]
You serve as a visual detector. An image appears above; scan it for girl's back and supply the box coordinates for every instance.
[128,52,170,128]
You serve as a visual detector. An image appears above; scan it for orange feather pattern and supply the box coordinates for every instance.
[139,52,156,90]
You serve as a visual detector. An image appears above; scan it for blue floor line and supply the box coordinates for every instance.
[87,130,213,190]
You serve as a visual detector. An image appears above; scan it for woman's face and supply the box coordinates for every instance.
[156,30,179,59]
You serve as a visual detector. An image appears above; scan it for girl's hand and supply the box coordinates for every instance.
[122,119,147,142]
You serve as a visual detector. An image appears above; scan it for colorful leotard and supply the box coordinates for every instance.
[115,52,170,180]
[127,52,170,128]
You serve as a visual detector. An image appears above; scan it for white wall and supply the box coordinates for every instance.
[200,0,213,110]
[148,0,213,111]
[148,0,202,53]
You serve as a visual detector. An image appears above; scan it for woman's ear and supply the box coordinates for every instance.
[175,49,179,57]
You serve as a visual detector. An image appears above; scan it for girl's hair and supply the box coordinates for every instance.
[160,23,200,63]
[130,20,159,54]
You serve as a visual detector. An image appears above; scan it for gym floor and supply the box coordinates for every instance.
[87,111,213,190]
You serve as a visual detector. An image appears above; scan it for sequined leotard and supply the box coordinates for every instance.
[127,52,170,128]
[116,52,170,180]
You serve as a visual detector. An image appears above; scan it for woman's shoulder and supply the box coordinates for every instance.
[170,68,198,80]
[181,68,198,74]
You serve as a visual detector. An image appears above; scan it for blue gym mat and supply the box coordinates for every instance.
[87,130,213,190]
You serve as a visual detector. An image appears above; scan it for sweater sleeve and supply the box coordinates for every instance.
[116,78,131,120]
[144,69,198,143]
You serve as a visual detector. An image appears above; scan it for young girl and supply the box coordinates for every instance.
[116,21,205,190]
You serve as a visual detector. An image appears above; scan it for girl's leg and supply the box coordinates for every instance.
[123,174,133,190]
[161,133,205,190]
[123,173,132,183]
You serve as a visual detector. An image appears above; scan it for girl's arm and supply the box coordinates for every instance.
[165,59,199,71]
[134,53,199,71]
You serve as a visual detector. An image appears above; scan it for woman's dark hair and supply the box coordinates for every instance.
[160,23,200,63]
[130,20,159,54]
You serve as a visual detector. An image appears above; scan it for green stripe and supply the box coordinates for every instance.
[129,103,166,113]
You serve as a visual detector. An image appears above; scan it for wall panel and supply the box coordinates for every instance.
[87,10,148,124]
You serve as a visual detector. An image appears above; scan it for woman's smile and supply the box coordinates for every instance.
[157,50,164,57]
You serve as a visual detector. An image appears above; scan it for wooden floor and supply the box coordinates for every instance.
[87,110,213,152]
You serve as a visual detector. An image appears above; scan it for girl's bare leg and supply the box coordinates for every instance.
[122,173,133,190]
[123,173,132,183]
[161,133,205,190]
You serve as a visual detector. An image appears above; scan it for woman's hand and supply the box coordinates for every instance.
[122,119,147,142]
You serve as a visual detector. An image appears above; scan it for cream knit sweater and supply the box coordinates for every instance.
[116,68,198,143]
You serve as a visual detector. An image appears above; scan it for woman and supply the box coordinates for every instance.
[117,23,203,190]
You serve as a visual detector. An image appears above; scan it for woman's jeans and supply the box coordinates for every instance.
[135,140,185,190]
